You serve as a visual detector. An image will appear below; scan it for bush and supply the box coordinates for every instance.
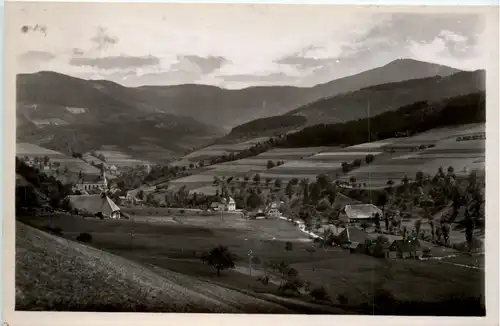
[45,225,63,235]
[337,294,349,305]
[76,232,92,243]
[310,286,330,302]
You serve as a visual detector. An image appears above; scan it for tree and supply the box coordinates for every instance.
[349,176,357,185]
[246,192,263,210]
[274,178,282,190]
[441,222,451,246]
[310,182,322,204]
[360,221,369,232]
[285,181,294,199]
[137,190,144,200]
[415,171,424,185]
[341,162,350,173]
[353,159,362,167]
[201,245,236,276]
[373,213,381,231]
[365,154,375,164]
[267,160,275,169]
[253,173,261,185]
[285,241,293,252]
[414,219,422,237]
[310,286,330,302]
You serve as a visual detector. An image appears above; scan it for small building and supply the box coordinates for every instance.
[265,201,281,219]
[337,227,374,251]
[210,202,224,211]
[67,194,121,219]
[343,204,383,222]
[226,197,236,212]
[349,242,366,254]
[388,239,422,259]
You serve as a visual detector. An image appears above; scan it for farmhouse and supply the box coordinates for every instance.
[343,204,383,222]
[265,201,281,219]
[67,194,121,219]
[337,227,374,251]
[210,197,236,212]
[388,239,422,259]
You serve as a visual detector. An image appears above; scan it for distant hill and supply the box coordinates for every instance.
[16,71,224,162]
[226,69,485,139]
[133,59,460,129]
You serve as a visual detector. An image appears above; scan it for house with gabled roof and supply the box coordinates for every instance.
[265,201,281,219]
[343,204,383,222]
[67,194,121,219]
[388,238,422,259]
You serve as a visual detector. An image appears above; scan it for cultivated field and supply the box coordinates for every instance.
[17,142,102,175]
[16,142,66,157]
[95,147,146,167]
[337,124,485,188]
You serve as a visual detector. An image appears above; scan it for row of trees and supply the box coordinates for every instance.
[281,92,485,148]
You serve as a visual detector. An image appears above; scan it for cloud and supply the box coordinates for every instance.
[69,55,160,70]
[72,48,84,56]
[18,50,55,62]
[91,27,119,50]
[180,55,229,74]
[218,72,299,83]
[275,56,333,70]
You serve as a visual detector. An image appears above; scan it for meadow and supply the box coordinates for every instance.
[17,210,484,315]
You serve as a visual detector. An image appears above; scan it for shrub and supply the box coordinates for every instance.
[310,286,330,302]
[180,209,185,214]
[337,294,349,304]
[76,232,92,243]
[45,225,63,235]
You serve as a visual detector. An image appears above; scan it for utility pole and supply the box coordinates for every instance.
[248,249,253,277]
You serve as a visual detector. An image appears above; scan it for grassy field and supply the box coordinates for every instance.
[16,221,302,313]
[18,210,484,314]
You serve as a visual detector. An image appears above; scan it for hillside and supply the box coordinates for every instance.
[15,222,294,312]
[16,72,224,162]
[227,69,484,139]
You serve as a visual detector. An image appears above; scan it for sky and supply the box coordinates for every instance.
[9,3,490,89]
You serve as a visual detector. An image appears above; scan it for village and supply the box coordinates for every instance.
[16,145,485,267]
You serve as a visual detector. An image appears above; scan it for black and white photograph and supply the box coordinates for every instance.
[4,1,499,322]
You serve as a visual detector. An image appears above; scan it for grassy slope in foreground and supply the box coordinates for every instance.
[15,222,293,313]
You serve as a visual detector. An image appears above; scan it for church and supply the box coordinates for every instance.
[73,170,108,194]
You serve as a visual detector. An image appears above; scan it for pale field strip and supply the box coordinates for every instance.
[16,142,65,157]
[258,172,318,181]
[204,164,265,173]
[394,153,485,160]
[219,158,273,166]
[343,139,398,149]
[269,160,343,170]
[169,174,216,183]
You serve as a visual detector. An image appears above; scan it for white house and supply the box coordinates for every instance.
[227,197,236,211]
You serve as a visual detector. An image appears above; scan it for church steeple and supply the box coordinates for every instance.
[102,169,108,189]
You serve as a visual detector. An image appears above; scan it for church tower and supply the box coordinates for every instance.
[102,169,108,190]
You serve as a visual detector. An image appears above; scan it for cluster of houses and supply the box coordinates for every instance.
[338,227,425,259]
